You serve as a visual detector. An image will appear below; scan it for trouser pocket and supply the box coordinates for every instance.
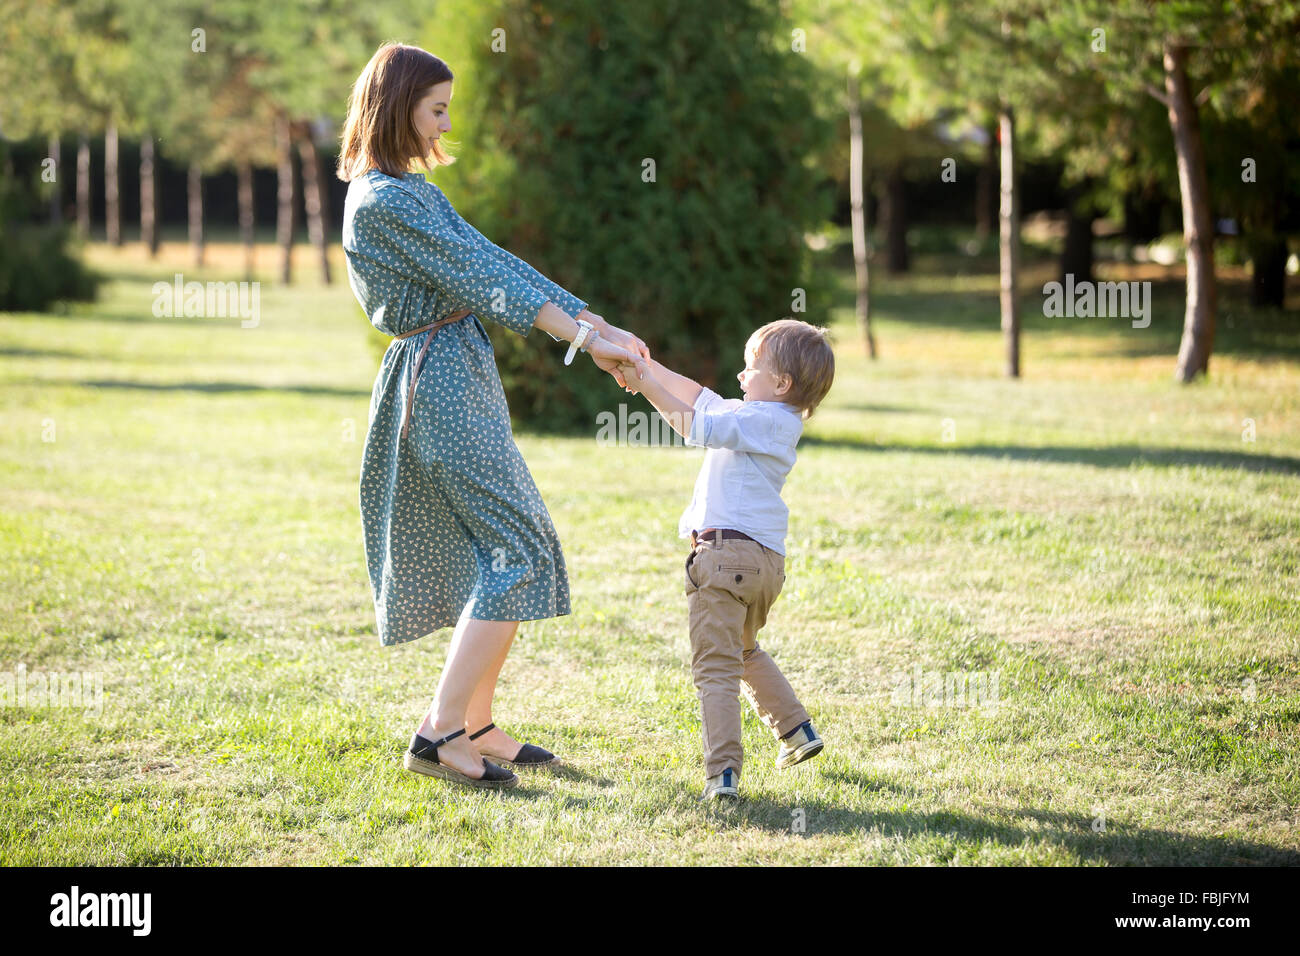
[685,548,700,593]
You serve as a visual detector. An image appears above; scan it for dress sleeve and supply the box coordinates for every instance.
[462,228,585,325]
[355,184,552,338]
[454,220,587,343]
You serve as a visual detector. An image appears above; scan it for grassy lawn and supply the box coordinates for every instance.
[1,236,1297,865]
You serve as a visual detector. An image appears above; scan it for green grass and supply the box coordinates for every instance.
[1,236,1297,865]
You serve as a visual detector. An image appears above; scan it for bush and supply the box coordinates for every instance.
[0,143,100,312]
[426,0,835,431]
[0,222,100,312]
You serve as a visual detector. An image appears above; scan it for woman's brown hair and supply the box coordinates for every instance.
[337,43,455,182]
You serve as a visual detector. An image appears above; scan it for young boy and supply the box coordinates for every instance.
[618,318,836,799]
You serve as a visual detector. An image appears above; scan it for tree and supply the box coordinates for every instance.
[1073,0,1300,380]
[232,0,404,284]
[789,0,964,358]
[428,0,835,428]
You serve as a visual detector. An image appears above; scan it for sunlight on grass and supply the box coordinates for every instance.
[1,239,1297,865]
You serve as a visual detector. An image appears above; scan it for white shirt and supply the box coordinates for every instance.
[677,386,804,555]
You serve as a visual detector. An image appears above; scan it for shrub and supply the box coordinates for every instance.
[0,143,100,312]
[424,0,835,431]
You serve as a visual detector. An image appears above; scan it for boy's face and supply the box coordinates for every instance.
[738,344,793,403]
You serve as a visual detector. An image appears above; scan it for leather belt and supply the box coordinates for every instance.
[690,528,757,548]
[392,309,473,440]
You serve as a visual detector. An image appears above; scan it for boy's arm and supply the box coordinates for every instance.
[619,361,697,441]
[646,358,703,409]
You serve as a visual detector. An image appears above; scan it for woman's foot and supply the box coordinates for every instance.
[417,717,491,779]
[467,722,524,762]
[468,721,562,768]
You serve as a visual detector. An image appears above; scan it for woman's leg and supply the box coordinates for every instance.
[416,615,519,778]
[463,621,525,759]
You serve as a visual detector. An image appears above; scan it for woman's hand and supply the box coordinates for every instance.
[578,309,651,376]
[586,335,647,389]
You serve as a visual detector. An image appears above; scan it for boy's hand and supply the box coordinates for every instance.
[618,359,654,395]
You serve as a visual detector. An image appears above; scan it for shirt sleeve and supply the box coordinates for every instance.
[355,184,551,338]
[687,387,778,453]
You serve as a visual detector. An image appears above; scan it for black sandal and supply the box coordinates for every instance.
[469,723,562,769]
[404,727,518,789]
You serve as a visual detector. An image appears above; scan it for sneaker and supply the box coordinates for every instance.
[702,767,740,801]
[776,721,823,770]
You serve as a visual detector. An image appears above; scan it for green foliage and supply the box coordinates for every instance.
[0,146,99,311]
[425,0,836,430]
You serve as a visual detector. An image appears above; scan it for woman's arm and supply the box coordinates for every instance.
[354,186,551,337]
[532,300,587,342]
[533,302,648,388]
[575,309,652,368]
[432,188,653,366]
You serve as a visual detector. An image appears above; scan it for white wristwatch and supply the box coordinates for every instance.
[564,319,595,366]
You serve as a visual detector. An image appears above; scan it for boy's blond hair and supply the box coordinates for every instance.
[747,318,835,421]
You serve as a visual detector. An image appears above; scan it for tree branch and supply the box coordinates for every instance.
[1144,82,1172,108]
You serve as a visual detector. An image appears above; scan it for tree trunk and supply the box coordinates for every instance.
[999,105,1020,379]
[188,162,205,267]
[975,123,997,242]
[1060,184,1095,286]
[882,163,909,274]
[1248,233,1287,309]
[140,134,159,257]
[1164,42,1217,382]
[847,72,876,359]
[76,135,90,238]
[277,114,298,284]
[238,160,256,280]
[105,123,121,245]
[294,121,332,284]
[47,135,62,224]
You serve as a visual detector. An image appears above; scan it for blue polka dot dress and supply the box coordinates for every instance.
[342,169,587,646]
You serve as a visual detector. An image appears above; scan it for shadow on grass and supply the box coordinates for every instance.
[69,378,370,399]
[706,768,1300,865]
[0,346,89,360]
[799,435,1300,476]
[26,302,237,328]
[831,265,1299,361]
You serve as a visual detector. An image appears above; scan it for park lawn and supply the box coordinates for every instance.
[1,236,1297,865]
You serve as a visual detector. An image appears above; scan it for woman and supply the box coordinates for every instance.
[337,43,650,789]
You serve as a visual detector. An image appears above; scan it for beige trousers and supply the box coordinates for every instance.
[685,534,810,777]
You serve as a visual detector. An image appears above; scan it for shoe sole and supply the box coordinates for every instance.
[702,788,739,801]
[492,755,563,771]
[776,739,824,770]
[403,751,519,789]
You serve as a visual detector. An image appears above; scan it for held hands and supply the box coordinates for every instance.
[615,358,653,395]
[578,310,651,390]
[587,335,648,390]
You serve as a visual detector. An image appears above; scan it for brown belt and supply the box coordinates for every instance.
[393,309,473,440]
[690,528,757,548]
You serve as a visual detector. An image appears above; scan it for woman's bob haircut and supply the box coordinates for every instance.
[337,43,455,182]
